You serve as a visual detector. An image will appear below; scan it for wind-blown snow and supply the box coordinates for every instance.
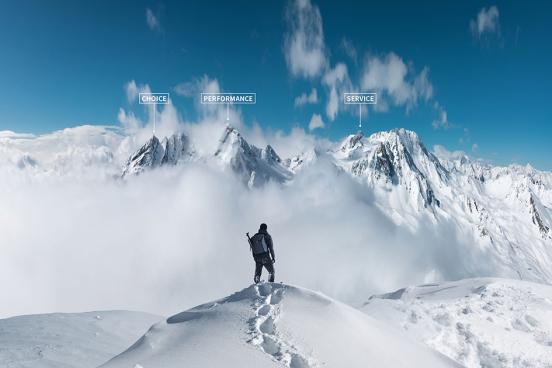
[0,310,160,368]
[362,278,552,368]
[101,283,459,368]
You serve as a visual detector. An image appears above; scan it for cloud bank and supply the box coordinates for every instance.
[0,105,499,318]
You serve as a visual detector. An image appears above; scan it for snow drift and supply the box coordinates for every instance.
[362,278,552,368]
[101,283,459,368]
[0,310,160,368]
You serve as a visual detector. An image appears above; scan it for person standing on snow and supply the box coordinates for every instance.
[247,223,276,283]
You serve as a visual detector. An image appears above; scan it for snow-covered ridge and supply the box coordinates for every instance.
[122,132,195,177]
[213,125,293,187]
[0,310,160,368]
[362,278,552,368]
[101,283,459,368]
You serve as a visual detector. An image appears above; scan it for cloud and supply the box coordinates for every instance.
[432,145,467,162]
[361,52,433,111]
[146,8,161,32]
[472,143,479,152]
[284,0,327,78]
[0,116,503,317]
[174,75,221,97]
[294,88,318,107]
[340,38,358,63]
[470,6,500,39]
[281,0,444,127]
[0,125,125,181]
[120,80,183,140]
[0,82,508,316]
[322,63,352,121]
[432,102,451,130]
[308,113,325,130]
[0,131,35,139]
[174,75,241,124]
[459,127,472,145]
[124,80,151,104]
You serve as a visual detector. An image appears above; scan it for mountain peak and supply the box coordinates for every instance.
[214,125,292,187]
[340,131,364,152]
[122,135,164,177]
[122,132,194,177]
[100,283,458,368]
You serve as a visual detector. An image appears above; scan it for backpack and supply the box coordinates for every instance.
[250,233,268,255]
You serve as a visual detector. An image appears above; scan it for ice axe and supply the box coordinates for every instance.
[246,232,253,252]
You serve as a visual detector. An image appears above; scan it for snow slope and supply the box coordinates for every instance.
[102,283,459,368]
[362,278,552,368]
[0,310,160,368]
[329,129,552,284]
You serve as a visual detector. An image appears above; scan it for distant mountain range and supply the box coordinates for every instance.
[123,125,552,284]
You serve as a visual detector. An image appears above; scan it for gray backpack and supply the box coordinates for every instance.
[250,233,268,255]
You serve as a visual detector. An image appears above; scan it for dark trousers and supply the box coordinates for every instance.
[254,252,275,283]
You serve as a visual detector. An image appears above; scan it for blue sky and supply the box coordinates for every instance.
[1,1,550,169]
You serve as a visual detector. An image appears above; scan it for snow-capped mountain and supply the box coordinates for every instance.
[362,278,552,368]
[213,125,293,187]
[122,132,195,177]
[328,129,552,284]
[331,129,447,209]
[119,125,552,285]
[122,125,294,186]
[101,283,459,368]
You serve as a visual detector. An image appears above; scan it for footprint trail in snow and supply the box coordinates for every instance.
[248,283,315,368]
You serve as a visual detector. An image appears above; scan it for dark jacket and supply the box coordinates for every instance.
[251,229,275,261]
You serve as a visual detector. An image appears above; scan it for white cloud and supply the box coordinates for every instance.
[322,63,352,121]
[146,8,161,32]
[294,88,318,107]
[124,80,151,104]
[432,145,467,162]
[0,131,35,139]
[120,80,184,140]
[174,74,221,97]
[0,83,506,316]
[0,117,501,317]
[470,6,500,38]
[361,52,433,111]
[282,1,441,127]
[284,0,327,78]
[118,108,141,132]
[308,113,325,130]
[432,102,451,130]
[174,75,241,124]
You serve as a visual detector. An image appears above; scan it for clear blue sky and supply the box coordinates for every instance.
[1,1,550,169]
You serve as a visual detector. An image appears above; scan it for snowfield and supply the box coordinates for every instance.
[362,278,552,368]
[0,311,160,368]
[101,283,459,368]
[2,280,552,367]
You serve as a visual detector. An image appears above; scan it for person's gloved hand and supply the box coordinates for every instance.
[272,258,276,264]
